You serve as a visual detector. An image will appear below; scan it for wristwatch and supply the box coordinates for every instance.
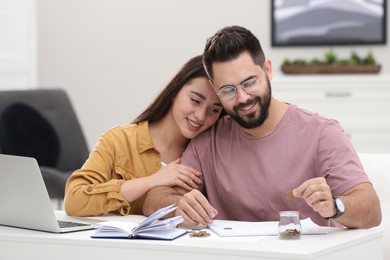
[326,196,345,220]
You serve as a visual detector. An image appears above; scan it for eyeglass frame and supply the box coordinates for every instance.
[215,76,262,102]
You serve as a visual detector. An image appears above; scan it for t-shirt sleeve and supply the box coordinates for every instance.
[316,120,370,195]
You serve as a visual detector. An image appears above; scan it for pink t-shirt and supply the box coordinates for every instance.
[182,104,370,226]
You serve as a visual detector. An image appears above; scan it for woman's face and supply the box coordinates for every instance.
[171,76,223,139]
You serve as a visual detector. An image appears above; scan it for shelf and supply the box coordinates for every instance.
[281,64,381,74]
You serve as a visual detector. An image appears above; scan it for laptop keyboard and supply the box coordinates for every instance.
[58,220,91,228]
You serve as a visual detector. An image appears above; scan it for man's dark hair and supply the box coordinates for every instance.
[203,25,266,80]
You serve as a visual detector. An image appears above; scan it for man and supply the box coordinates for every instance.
[143,25,381,229]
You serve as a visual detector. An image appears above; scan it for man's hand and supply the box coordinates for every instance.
[293,177,382,228]
[175,189,218,227]
[143,187,218,228]
[293,177,335,218]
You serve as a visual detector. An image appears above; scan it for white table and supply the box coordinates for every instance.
[0,211,383,260]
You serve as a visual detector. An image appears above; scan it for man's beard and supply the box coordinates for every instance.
[227,79,272,129]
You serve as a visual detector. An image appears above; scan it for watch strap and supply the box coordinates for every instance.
[325,196,344,220]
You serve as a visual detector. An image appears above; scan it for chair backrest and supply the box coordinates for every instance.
[0,88,89,172]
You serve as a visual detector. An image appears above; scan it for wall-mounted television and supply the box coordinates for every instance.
[271,0,387,46]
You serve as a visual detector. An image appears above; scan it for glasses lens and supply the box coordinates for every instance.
[242,78,258,93]
[218,86,236,100]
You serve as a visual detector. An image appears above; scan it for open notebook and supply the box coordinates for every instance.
[0,154,94,233]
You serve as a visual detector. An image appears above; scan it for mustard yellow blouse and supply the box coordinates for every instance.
[64,121,161,216]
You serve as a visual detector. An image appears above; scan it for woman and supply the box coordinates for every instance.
[64,55,223,216]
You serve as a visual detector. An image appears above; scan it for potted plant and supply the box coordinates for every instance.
[281,50,381,74]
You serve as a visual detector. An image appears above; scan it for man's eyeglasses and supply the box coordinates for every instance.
[216,77,261,101]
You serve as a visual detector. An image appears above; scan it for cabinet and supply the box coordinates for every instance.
[272,75,390,153]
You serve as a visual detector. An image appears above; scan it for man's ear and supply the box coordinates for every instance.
[264,59,273,81]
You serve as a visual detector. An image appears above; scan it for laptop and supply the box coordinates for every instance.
[0,154,95,233]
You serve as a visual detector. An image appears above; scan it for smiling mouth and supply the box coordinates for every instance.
[187,118,201,129]
[240,102,255,111]
[238,101,257,115]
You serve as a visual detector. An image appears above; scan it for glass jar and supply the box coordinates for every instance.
[278,211,301,240]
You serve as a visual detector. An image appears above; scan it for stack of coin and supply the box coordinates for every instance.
[188,230,210,237]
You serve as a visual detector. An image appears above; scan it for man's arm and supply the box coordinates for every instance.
[294,178,381,228]
[333,182,381,228]
[142,186,183,218]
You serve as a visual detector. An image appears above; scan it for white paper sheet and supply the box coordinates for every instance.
[208,218,330,237]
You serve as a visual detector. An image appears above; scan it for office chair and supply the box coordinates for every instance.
[0,88,89,203]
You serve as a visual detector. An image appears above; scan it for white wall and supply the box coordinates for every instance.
[37,0,390,149]
[0,0,37,89]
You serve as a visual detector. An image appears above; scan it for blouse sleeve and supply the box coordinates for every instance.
[64,131,130,216]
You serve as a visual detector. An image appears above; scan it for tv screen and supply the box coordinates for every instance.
[271,0,387,46]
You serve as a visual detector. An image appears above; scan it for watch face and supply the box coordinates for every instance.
[335,197,345,212]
